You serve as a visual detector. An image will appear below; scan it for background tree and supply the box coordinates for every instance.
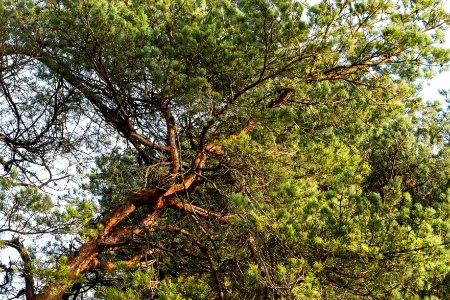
[0,0,449,299]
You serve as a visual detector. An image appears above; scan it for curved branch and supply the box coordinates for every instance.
[31,152,208,300]
[2,239,35,300]
[3,46,169,159]
[167,200,232,224]
[86,249,159,271]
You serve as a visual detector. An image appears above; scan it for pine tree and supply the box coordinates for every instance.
[0,0,449,299]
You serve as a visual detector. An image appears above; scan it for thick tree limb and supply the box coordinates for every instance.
[160,103,180,175]
[31,195,164,300]
[31,151,208,300]
[268,88,294,108]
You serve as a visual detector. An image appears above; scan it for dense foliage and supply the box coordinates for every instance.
[0,0,449,299]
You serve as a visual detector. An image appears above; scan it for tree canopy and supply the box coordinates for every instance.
[0,0,449,299]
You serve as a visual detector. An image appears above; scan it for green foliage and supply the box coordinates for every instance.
[224,96,450,297]
[159,276,212,300]
[1,0,450,299]
[85,148,146,210]
[96,268,158,300]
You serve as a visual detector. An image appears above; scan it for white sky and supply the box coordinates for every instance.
[421,1,450,100]
[420,0,450,102]
[420,33,450,102]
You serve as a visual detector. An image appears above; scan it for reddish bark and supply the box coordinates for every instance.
[32,195,165,300]
[87,249,158,271]
[31,152,211,299]
[168,200,232,224]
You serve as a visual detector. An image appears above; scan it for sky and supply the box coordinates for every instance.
[420,0,450,101]
[420,32,450,102]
